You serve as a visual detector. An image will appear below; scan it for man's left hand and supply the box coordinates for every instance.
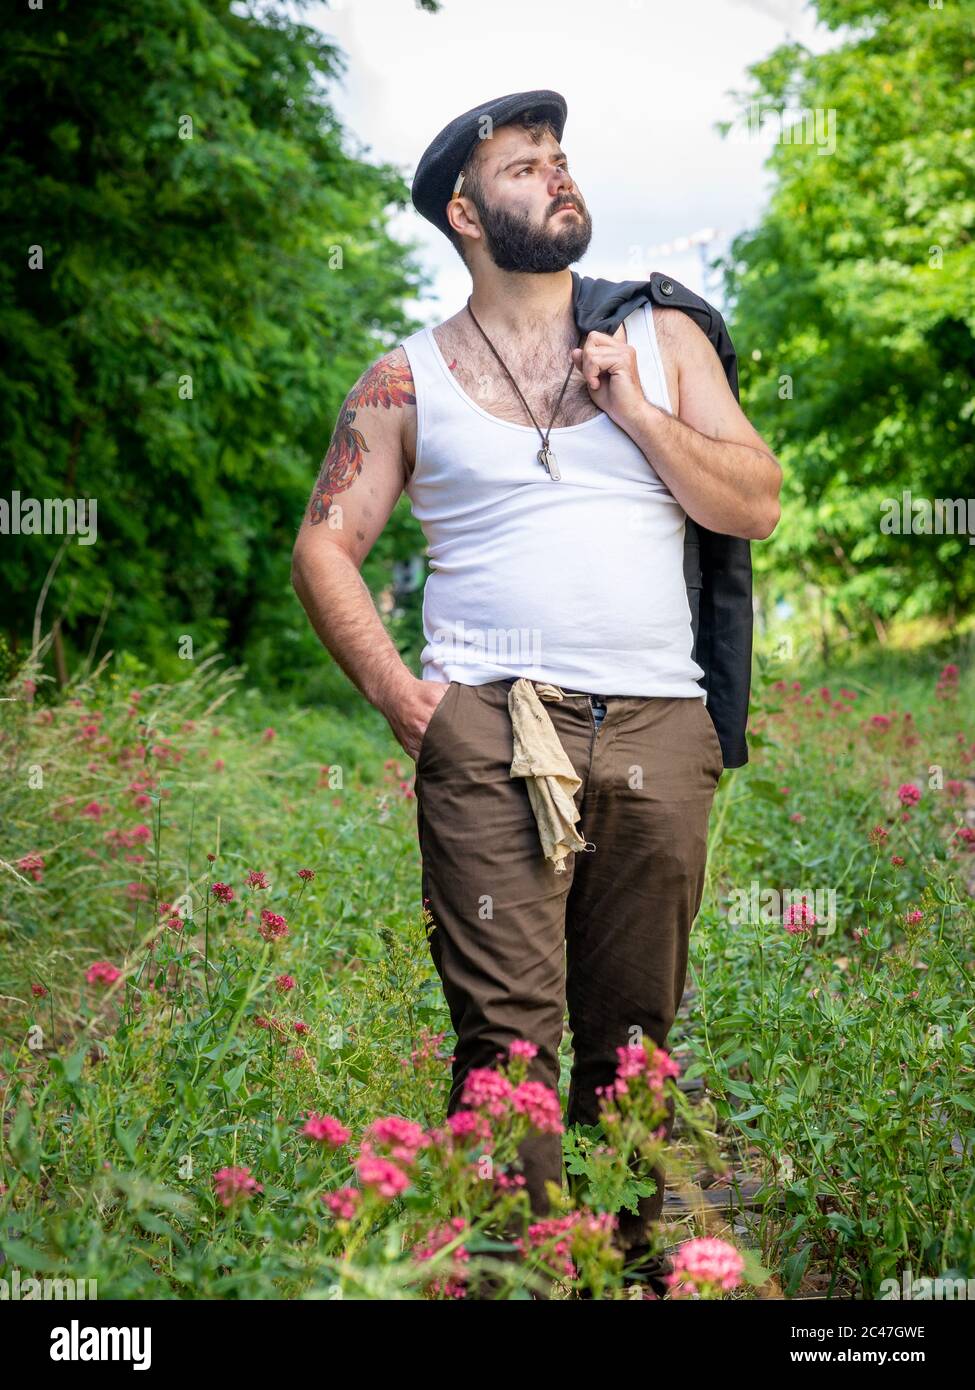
[571,331,648,432]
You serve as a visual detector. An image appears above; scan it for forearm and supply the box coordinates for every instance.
[291,544,415,716]
[624,400,781,540]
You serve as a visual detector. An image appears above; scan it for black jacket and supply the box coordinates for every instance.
[571,270,753,769]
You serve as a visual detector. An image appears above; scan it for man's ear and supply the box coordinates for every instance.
[446,196,481,246]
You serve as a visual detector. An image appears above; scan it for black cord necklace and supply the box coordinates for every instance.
[465,296,583,481]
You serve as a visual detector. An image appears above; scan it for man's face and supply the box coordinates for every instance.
[463,125,592,273]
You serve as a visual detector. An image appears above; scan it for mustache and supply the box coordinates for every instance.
[548,197,586,218]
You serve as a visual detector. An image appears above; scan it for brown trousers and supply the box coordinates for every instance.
[414,678,723,1251]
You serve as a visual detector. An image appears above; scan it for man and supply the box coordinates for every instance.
[292,89,782,1294]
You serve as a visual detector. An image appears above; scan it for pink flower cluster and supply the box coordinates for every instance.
[16,853,45,883]
[413,1216,470,1298]
[609,1041,680,1106]
[213,1166,263,1209]
[667,1236,744,1297]
[302,1112,350,1146]
[783,897,817,934]
[460,1064,564,1135]
[258,909,289,942]
[516,1210,618,1282]
[321,1187,361,1221]
[86,961,121,986]
[355,1155,410,1199]
[362,1115,429,1163]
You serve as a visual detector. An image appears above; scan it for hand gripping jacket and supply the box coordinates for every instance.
[571,270,753,769]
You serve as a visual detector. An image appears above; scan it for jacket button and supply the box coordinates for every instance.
[660,279,674,296]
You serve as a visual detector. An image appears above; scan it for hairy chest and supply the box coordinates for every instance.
[430,319,622,428]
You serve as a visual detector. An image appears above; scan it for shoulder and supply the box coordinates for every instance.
[651,305,709,353]
[343,346,417,413]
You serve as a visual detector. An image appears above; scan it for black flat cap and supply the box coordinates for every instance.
[411,89,568,240]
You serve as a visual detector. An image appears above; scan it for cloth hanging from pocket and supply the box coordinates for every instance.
[508,678,595,874]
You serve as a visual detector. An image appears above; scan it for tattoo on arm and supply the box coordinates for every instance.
[309,357,416,525]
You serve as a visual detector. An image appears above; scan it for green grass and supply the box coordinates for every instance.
[1,644,972,1299]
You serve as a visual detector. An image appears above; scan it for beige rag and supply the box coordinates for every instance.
[508,678,596,874]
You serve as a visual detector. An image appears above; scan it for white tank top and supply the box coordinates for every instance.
[400,304,706,697]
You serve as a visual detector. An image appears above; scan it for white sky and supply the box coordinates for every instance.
[294,0,837,324]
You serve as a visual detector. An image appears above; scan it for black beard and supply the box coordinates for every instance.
[476,197,593,273]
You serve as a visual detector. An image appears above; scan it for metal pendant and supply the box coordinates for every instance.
[537,445,561,481]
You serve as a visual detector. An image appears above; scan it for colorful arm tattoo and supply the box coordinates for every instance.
[308,357,416,525]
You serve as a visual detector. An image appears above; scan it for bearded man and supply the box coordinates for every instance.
[292,89,781,1296]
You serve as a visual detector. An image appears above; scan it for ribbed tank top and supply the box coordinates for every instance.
[400,303,706,698]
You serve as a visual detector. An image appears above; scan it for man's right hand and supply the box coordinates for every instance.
[384,678,452,762]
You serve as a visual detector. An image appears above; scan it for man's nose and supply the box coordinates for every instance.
[549,165,575,197]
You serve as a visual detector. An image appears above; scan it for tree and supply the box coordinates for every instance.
[719,0,975,647]
[0,0,429,690]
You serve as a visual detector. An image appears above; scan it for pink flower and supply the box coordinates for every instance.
[246,869,270,889]
[211,882,234,903]
[81,801,109,820]
[356,1154,410,1200]
[31,983,48,997]
[125,882,149,902]
[460,1067,513,1117]
[446,1110,492,1144]
[275,974,296,993]
[86,961,121,986]
[258,909,289,942]
[16,853,44,883]
[784,897,817,933]
[867,825,889,846]
[508,1038,538,1061]
[870,715,892,730]
[301,1113,350,1146]
[510,1080,564,1134]
[297,868,315,881]
[611,1042,680,1104]
[213,1165,263,1209]
[667,1237,744,1297]
[891,855,906,867]
[293,1020,309,1035]
[897,783,921,807]
[364,1116,428,1162]
[213,759,225,773]
[413,1216,470,1297]
[262,727,277,742]
[515,1211,617,1282]
[904,909,924,925]
[322,1186,361,1220]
